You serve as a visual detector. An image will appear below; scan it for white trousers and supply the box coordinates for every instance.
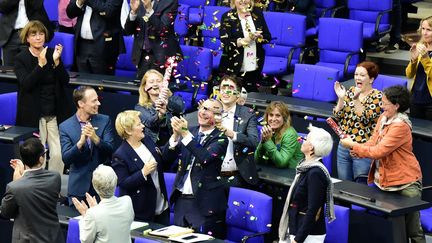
[39,116,64,174]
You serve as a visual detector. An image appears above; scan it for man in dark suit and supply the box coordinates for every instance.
[164,99,228,238]
[0,0,53,66]
[124,0,181,80]
[217,75,259,191]
[59,86,114,205]
[66,0,124,75]
[0,138,64,243]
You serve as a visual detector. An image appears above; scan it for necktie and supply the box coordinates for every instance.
[177,132,205,189]
[143,23,151,52]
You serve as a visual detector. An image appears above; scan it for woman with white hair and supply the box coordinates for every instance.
[72,165,134,243]
[278,125,336,243]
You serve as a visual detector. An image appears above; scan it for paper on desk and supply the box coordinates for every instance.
[149,225,194,238]
[169,233,214,243]
[130,221,148,230]
[331,177,342,183]
[73,216,148,231]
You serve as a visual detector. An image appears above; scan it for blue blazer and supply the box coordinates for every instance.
[59,114,114,198]
[112,137,168,221]
[232,105,260,185]
[164,127,229,217]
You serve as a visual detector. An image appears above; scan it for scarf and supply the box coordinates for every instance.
[278,158,336,241]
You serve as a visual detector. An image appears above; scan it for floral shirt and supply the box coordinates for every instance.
[333,87,383,143]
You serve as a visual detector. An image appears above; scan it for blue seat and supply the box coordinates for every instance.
[316,18,363,81]
[292,64,339,102]
[225,187,272,243]
[372,74,407,91]
[325,205,350,243]
[66,218,80,243]
[263,12,306,76]
[347,0,392,41]
[174,45,212,111]
[202,6,230,70]
[47,32,75,70]
[134,238,160,243]
[0,92,17,125]
[115,35,137,78]
[163,172,176,225]
[44,0,59,23]
[421,207,432,233]
[174,4,190,45]
[178,0,209,25]
[306,0,339,36]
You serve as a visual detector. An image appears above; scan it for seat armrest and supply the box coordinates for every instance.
[374,9,392,36]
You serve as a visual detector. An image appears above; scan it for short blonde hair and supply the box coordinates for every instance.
[115,110,141,140]
[19,20,48,44]
[230,0,255,9]
[138,69,164,108]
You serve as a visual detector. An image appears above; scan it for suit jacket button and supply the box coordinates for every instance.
[137,190,140,193]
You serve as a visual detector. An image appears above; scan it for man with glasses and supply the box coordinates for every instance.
[59,86,114,205]
[217,75,259,191]
[164,99,228,238]
[0,138,64,243]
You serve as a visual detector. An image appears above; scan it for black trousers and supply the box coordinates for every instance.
[2,30,27,66]
[76,39,112,75]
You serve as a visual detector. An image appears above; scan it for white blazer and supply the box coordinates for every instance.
[79,196,134,243]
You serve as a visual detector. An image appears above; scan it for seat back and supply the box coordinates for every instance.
[115,35,137,78]
[372,74,407,91]
[293,64,339,102]
[175,4,190,45]
[262,12,306,75]
[317,18,363,80]
[202,6,230,70]
[0,92,17,125]
[44,0,59,22]
[66,218,80,243]
[325,205,350,243]
[226,187,272,243]
[178,0,207,25]
[348,0,392,40]
[174,45,212,111]
[164,172,176,224]
[47,32,75,70]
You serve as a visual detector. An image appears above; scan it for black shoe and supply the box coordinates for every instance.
[384,43,399,54]
[398,41,411,50]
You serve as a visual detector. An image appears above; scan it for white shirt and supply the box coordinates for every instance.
[77,1,94,40]
[221,105,238,172]
[14,0,29,29]
[134,143,168,214]
[239,14,258,72]
[169,128,215,195]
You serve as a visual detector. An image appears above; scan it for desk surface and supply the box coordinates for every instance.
[0,126,37,143]
[246,92,432,139]
[57,205,223,242]
[257,164,431,217]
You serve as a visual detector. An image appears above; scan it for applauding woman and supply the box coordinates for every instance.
[333,61,383,181]
[255,101,304,168]
[14,20,70,175]
[112,110,169,224]
[220,0,271,92]
[341,86,425,243]
[406,15,432,120]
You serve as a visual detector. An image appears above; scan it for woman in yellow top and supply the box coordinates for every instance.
[255,101,304,168]
[406,15,432,120]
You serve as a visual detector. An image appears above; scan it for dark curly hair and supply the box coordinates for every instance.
[383,85,410,113]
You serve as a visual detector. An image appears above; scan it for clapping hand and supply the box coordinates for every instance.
[38,47,48,67]
[53,44,63,66]
[416,43,428,58]
[171,116,189,138]
[410,43,420,62]
[141,0,152,11]
[334,81,346,99]
[260,125,273,142]
[10,159,25,181]
[130,0,139,14]
[72,193,98,216]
